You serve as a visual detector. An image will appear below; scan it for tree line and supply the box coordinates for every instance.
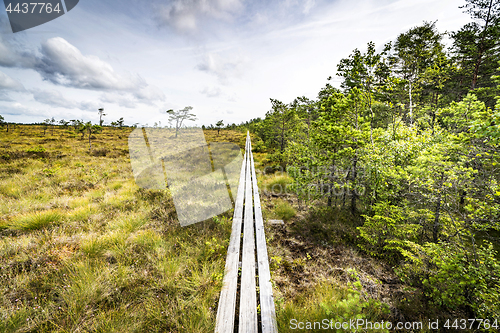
[252,0,499,318]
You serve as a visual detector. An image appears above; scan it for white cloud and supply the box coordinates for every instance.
[134,85,166,103]
[196,52,249,84]
[303,0,315,14]
[2,102,42,116]
[0,71,25,91]
[0,71,25,101]
[100,93,137,109]
[79,100,101,112]
[155,0,244,33]
[32,88,103,112]
[200,86,222,97]
[35,37,147,91]
[32,89,75,108]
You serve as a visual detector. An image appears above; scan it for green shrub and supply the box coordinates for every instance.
[262,175,293,195]
[277,276,390,332]
[275,200,296,221]
[25,146,46,153]
[422,242,500,318]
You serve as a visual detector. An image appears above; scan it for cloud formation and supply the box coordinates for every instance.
[32,88,101,111]
[200,86,222,97]
[133,85,166,103]
[0,35,165,112]
[36,38,147,91]
[32,89,76,109]
[0,71,25,91]
[0,71,25,101]
[196,52,248,84]
[155,0,243,33]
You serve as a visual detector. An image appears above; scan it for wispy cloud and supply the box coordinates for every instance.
[196,52,249,84]
[32,89,76,108]
[32,88,101,111]
[155,0,244,33]
[0,71,25,91]
[200,86,222,97]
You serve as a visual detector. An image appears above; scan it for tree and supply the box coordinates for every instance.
[337,41,391,144]
[166,106,197,138]
[110,118,125,128]
[98,108,106,126]
[460,0,500,89]
[116,117,125,128]
[450,0,500,107]
[290,96,318,139]
[50,117,56,135]
[43,119,51,136]
[59,119,69,128]
[257,99,302,164]
[215,120,224,135]
[81,121,102,150]
[0,115,5,131]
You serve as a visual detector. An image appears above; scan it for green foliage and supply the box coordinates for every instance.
[470,94,500,144]
[166,106,197,137]
[439,93,486,132]
[422,242,500,318]
[277,277,390,332]
[251,4,500,319]
[358,201,421,260]
[274,199,296,221]
[262,174,293,195]
[25,146,46,153]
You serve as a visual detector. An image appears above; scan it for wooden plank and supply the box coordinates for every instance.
[239,133,258,333]
[249,139,278,333]
[214,135,249,333]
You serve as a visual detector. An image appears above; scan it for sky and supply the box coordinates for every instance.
[0,0,472,127]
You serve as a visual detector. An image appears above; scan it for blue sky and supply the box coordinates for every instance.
[0,0,471,126]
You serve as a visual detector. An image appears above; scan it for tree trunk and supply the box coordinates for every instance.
[431,92,438,135]
[350,155,358,215]
[88,129,92,150]
[433,172,444,243]
[471,0,493,89]
[409,80,413,125]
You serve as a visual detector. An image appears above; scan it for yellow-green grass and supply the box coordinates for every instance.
[273,199,297,221]
[0,125,234,332]
[276,277,392,332]
[7,210,63,231]
[261,174,294,195]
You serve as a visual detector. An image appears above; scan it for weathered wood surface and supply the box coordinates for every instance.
[249,140,278,333]
[239,135,258,332]
[214,137,248,333]
[215,133,277,333]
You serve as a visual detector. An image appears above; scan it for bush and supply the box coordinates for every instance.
[25,146,46,153]
[422,242,500,318]
[274,200,296,221]
[90,148,109,157]
[262,175,294,195]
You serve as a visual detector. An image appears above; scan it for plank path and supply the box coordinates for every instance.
[215,133,278,333]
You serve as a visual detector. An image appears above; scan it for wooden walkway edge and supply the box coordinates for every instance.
[215,133,278,333]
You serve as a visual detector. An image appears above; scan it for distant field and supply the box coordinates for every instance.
[0,125,248,332]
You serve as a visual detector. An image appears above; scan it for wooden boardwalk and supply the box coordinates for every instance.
[215,133,278,333]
